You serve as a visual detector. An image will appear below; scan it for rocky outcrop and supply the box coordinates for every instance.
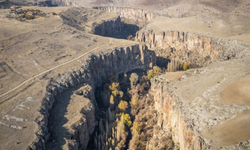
[29,44,156,150]
[93,7,157,23]
[136,30,250,66]
[93,17,122,37]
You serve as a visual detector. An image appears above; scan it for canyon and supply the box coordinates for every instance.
[0,0,250,150]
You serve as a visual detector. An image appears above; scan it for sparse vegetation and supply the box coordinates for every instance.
[148,66,162,80]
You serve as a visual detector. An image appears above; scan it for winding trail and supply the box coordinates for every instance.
[0,39,112,100]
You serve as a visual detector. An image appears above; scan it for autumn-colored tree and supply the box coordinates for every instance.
[118,100,128,112]
[109,82,120,97]
[122,113,132,127]
[110,95,115,105]
[147,70,154,80]
[153,66,161,76]
[148,66,162,80]
[132,122,141,134]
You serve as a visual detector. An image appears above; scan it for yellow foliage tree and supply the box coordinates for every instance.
[132,122,141,134]
[110,95,115,105]
[109,82,120,97]
[147,70,154,80]
[122,113,132,127]
[118,100,128,112]
[183,62,189,71]
[153,66,161,76]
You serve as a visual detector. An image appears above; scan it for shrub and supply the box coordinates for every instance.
[127,35,134,41]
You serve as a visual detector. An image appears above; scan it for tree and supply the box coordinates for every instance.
[147,70,154,80]
[122,113,132,127]
[183,62,189,71]
[130,73,139,87]
[153,66,161,76]
[110,95,115,105]
[118,101,128,112]
[130,94,138,108]
[109,82,120,97]
[148,66,162,80]
[132,122,141,134]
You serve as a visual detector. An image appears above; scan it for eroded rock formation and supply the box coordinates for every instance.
[136,30,249,66]
[30,44,156,149]
[93,7,157,23]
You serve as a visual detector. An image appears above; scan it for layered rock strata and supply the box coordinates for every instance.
[93,7,157,23]
[29,44,156,149]
[136,30,250,66]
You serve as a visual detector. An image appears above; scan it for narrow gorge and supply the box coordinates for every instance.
[1,3,249,150]
[32,5,250,150]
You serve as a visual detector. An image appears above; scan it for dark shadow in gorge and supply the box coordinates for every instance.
[46,88,73,150]
[94,22,140,40]
[156,56,171,69]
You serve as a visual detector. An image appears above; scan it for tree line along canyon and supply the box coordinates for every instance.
[0,0,250,150]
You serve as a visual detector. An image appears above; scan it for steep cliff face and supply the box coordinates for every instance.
[30,44,156,150]
[136,30,249,66]
[60,7,122,37]
[149,57,250,149]
[93,7,157,23]
[150,78,206,150]
[93,17,122,37]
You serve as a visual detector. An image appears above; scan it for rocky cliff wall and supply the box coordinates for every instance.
[93,17,122,37]
[150,60,250,150]
[93,7,157,23]
[136,30,250,66]
[150,78,206,150]
[60,7,122,37]
[29,44,156,150]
